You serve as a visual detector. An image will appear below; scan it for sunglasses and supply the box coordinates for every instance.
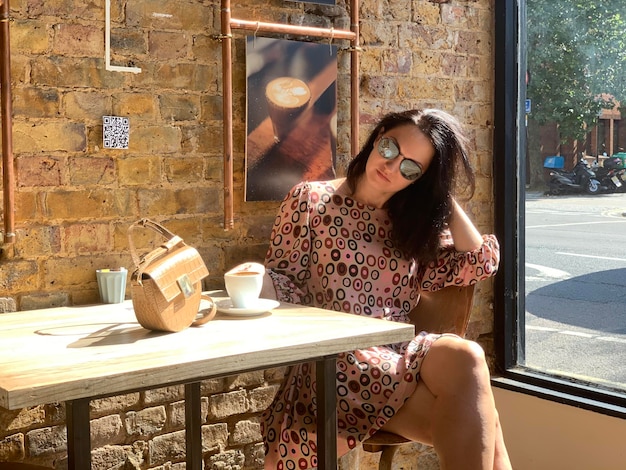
[377,136,423,181]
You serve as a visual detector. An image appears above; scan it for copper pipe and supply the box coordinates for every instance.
[0,0,14,243]
[230,18,355,41]
[221,0,234,230]
[350,0,360,157]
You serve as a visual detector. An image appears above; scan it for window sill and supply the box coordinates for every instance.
[492,369,626,420]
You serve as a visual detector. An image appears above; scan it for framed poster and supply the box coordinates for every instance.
[245,37,338,201]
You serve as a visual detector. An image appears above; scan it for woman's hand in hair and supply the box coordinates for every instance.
[447,199,483,252]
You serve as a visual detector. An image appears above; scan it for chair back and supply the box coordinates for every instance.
[408,284,476,336]
[360,283,478,467]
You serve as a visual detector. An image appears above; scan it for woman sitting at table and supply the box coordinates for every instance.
[232,109,512,469]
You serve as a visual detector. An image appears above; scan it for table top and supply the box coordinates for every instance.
[0,292,414,410]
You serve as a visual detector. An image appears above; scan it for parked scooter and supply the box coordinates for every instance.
[547,158,601,195]
[591,157,626,193]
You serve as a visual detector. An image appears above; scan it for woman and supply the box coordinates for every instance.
[240,109,512,469]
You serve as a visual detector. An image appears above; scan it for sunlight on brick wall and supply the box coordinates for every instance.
[0,0,494,467]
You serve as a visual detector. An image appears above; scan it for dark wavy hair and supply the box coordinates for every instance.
[345,109,475,262]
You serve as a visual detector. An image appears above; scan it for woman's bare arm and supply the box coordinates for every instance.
[446,199,483,252]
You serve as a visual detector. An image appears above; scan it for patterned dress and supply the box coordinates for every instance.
[261,180,500,470]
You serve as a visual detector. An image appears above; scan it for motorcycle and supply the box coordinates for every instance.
[591,157,626,193]
[547,158,601,195]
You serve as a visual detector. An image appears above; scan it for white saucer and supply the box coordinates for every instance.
[215,298,280,317]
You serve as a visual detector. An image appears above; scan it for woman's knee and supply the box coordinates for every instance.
[430,335,486,365]
[421,336,490,390]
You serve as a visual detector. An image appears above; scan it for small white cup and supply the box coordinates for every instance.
[224,263,264,308]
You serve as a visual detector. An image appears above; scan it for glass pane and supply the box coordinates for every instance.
[524,0,626,393]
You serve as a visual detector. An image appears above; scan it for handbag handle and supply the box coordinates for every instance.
[192,294,218,326]
[128,218,184,270]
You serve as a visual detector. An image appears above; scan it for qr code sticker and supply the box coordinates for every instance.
[103,116,130,149]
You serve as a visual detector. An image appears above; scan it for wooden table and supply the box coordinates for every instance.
[0,292,414,469]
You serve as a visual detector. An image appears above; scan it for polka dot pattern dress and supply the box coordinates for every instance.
[261,181,500,469]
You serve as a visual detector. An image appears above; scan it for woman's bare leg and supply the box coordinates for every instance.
[381,336,512,470]
[493,410,512,469]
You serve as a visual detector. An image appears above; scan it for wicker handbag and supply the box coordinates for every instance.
[128,218,216,332]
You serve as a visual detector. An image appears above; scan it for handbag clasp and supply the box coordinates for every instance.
[177,274,195,298]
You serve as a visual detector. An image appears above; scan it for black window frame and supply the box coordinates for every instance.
[492,0,626,419]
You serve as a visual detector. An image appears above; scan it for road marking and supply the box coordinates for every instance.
[527,325,626,344]
[602,209,626,219]
[558,331,594,338]
[527,325,558,332]
[555,251,626,262]
[527,220,626,229]
[596,336,626,344]
[526,209,594,215]
[525,263,570,279]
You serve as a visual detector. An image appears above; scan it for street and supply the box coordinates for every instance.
[524,191,626,391]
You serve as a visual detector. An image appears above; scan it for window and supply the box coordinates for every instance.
[493,0,626,416]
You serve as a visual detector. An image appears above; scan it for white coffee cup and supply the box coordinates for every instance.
[224,263,265,308]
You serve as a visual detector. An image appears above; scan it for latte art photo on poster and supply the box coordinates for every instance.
[265,77,311,143]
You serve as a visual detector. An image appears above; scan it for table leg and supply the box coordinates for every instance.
[316,356,338,470]
[185,382,203,470]
[66,398,91,469]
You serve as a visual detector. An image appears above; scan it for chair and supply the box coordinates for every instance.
[361,284,476,470]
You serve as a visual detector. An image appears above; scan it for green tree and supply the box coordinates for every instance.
[526,0,626,187]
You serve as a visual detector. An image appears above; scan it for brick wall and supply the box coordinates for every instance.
[0,0,495,468]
